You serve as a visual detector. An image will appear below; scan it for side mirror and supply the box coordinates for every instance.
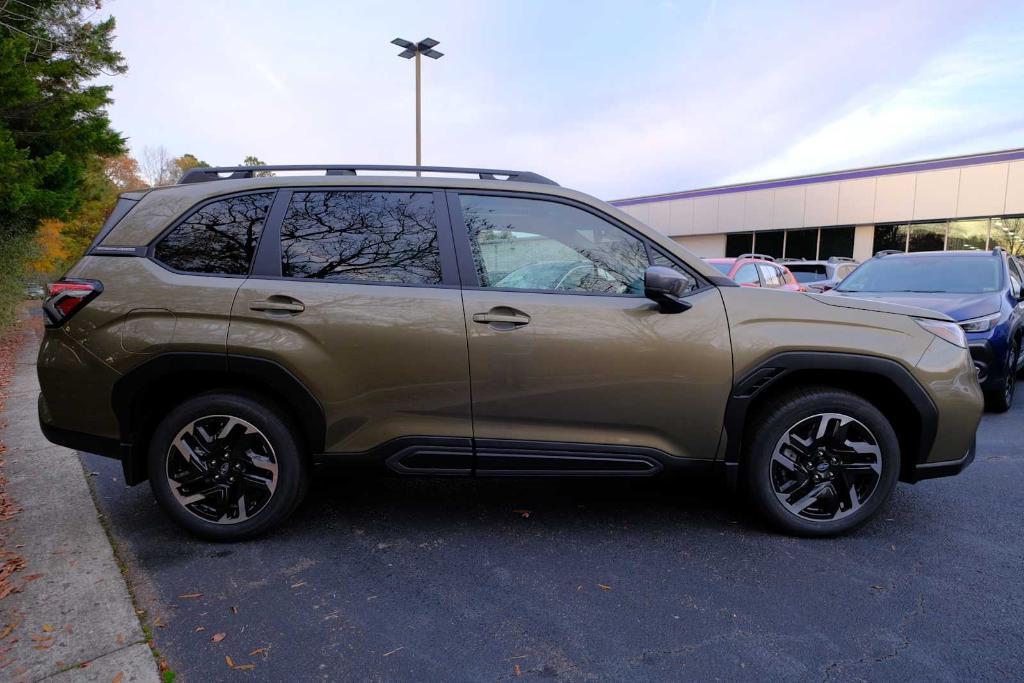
[644,266,694,314]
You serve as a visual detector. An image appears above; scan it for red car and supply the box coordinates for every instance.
[704,254,805,291]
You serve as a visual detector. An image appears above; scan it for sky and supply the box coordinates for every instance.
[96,0,1024,199]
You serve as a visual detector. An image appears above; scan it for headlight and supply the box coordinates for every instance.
[958,312,1001,333]
[915,318,967,348]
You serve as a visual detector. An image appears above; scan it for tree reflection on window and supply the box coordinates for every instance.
[459,195,650,294]
[281,192,442,284]
[156,192,274,275]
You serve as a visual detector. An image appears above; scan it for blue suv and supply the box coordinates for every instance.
[830,248,1024,412]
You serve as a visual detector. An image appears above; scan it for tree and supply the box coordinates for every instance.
[0,0,127,237]
[243,155,274,177]
[175,153,210,180]
[105,154,146,192]
[140,145,176,186]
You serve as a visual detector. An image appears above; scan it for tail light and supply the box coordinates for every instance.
[43,279,103,327]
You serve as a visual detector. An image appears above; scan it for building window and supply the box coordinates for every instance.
[725,232,753,257]
[873,224,908,253]
[947,219,989,252]
[753,230,784,258]
[818,226,854,258]
[908,222,946,252]
[990,217,1024,256]
[784,228,817,260]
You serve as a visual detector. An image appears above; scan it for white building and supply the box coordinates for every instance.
[611,148,1024,261]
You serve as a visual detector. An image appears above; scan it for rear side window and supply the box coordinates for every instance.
[155,192,274,275]
[757,263,781,287]
[280,191,442,285]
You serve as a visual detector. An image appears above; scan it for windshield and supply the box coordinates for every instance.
[836,256,1002,294]
[787,264,828,283]
[709,262,732,275]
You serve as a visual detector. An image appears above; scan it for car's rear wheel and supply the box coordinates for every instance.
[744,388,900,537]
[984,337,1018,413]
[148,392,309,541]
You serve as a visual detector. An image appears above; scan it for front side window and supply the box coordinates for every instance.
[459,195,651,295]
[155,192,274,275]
[280,191,442,285]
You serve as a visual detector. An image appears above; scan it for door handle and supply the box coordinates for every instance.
[249,297,305,314]
[472,309,531,328]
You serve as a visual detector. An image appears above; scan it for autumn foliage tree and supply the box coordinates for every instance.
[0,0,128,237]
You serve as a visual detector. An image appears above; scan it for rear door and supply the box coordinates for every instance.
[448,191,732,471]
[228,188,473,467]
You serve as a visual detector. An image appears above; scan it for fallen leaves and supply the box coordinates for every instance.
[512,509,531,518]
[112,672,124,683]
[597,584,612,591]
[178,593,203,600]
[211,632,226,643]
[225,655,256,671]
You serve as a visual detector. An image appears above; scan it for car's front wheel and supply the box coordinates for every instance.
[148,392,309,541]
[744,388,900,537]
[984,336,1018,413]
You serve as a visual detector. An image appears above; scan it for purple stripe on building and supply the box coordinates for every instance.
[610,148,1024,207]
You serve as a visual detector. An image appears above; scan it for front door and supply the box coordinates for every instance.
[448,192,732,472]
[228,188,473,467]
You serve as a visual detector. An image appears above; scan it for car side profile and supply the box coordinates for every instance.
[829,249,1024,412]
[38,165,983,540]
[704,255,804,291]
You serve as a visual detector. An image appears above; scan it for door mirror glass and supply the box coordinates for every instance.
[644,266,694,313]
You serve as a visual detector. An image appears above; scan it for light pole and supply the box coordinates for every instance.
[392,37,443,171]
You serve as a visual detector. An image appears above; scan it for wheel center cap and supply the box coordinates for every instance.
[816,462,830,472]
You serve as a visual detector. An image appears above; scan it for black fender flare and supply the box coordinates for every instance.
[111,352,326,484]
[721,351,938,480]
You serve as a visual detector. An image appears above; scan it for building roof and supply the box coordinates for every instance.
[611,148,1024,207]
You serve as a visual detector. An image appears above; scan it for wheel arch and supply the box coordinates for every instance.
[722,352,937,485]
[111,353,326,485]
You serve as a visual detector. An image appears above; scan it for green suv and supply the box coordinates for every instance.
[38,165,983,540]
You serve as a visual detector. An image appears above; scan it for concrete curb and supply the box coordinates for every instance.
[0,314,160,682]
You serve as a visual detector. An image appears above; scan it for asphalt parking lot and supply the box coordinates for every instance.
[83,401,1023,682]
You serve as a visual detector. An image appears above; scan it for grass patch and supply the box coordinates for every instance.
[0,230,40,327]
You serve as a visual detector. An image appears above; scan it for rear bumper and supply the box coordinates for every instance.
[908,438,976,482]
[38,394,122,459]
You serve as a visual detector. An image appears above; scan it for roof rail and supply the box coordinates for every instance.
[992,246,1006,254]
[737,252,776,262]
[178,164,559,186]
[874,249,904,258]
[827,256,857,262]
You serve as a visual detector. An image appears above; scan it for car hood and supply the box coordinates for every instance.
[808,292,955,321]
[824,291,1000,322]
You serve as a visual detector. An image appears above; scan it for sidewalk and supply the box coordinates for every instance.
[0,308,159,682]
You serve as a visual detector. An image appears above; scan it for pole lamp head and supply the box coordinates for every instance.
[392,37,443,59]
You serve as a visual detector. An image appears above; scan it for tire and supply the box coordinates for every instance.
[983,336,1018,413]
[148,392,309,541]
[743,387,900,537]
